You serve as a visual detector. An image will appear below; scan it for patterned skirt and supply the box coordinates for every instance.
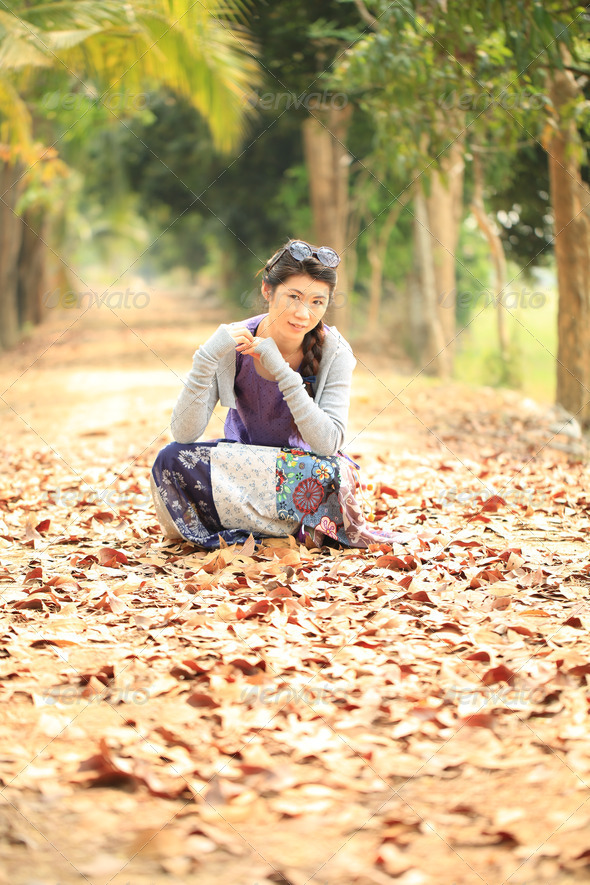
[150,440,402,550]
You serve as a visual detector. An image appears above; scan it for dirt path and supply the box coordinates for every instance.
[1,290,590,885]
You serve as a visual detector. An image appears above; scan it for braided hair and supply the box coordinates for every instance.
[261,242,337,397]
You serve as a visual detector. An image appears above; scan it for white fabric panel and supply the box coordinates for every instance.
[211,443,299,536]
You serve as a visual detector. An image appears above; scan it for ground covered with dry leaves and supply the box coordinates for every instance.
[1,291,590,885]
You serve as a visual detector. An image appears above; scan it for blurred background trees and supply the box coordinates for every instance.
[1,0,589,422]
[0,0,259,349]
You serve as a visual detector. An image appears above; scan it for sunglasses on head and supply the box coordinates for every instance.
[266,239,341,272]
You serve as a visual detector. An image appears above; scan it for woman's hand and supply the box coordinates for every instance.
[228,327,261,359]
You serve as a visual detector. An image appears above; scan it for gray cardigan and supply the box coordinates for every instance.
[170,319,356,456]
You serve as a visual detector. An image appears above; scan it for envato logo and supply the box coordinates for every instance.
[48,486,153,510]
[252,882,332,885]
[439,287,547,310]
[44,288,151,310]
[238,287,264,310]
[241,90,348,111]
[43,685,150,705]
[42,90,154,113]
[436,487,537,509]
[240,682,349,707]
[446,686,545,707]
[438,89,546,111]
[238,287,348,310]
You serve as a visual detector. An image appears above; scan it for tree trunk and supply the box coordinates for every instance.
[366,241,383,336]
[0,162,25,350]
[414,183,450,376]
[424,139,465,372]
[302,104,353,331]
[18,207,48,328]
[366,196,409,337]
[545,68,590,425]
[470,149,510,362]
[406,269,425,363]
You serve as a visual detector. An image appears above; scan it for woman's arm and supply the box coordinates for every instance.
[170,325,236,443]
[253,335,356,456]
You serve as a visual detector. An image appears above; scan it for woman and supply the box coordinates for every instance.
[150,239,403,549]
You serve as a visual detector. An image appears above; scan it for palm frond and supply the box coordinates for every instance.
[0,0,261,151]
[129,2,260,148]
[23,2,132,31]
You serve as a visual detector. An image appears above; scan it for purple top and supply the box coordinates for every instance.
[224,314,310,449]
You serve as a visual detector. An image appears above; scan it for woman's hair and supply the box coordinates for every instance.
[261,242,338,397]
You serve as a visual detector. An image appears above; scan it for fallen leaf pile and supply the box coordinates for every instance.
[1,388,590,885]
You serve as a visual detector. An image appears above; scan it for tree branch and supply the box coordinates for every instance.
[354,0,378,30]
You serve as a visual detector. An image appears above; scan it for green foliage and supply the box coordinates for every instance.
[248,0,362,96]
[0,0,269,308]
[0,0,261,153]
[483,344,523,389]
[485,144,554,269]
[454,141,555,272]
[454,281,558,400]
[56,89,313,296]
[334,0,589,179]
[331,0,590,314]
[52,1,367,300]
[454,218,494,327]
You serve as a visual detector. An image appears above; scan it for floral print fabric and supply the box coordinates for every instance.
[151,441,398,549]
[276,449,346,545]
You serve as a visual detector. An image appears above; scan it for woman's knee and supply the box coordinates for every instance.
[152,442,183,470]
[149,473,183,539]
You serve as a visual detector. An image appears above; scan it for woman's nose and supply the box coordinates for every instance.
[294,299,311,318]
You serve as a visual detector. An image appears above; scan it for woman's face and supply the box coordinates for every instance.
[264,273,331,342]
